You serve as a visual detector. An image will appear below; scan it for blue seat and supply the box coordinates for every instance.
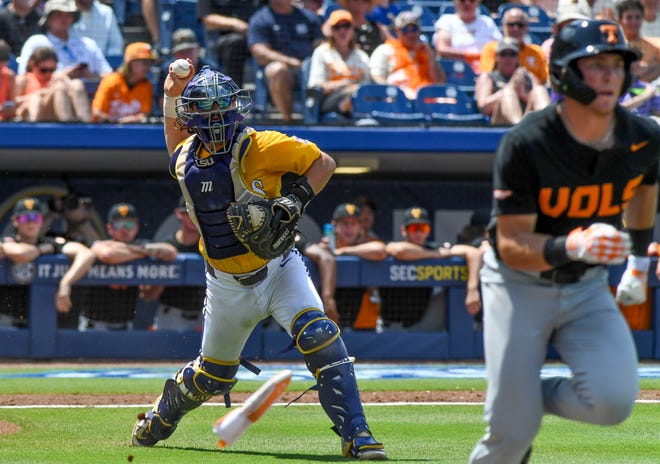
[437,58,478,95]
[351,84,425,126]
[158,0,206,55]
[415,84,489,125]
[439,2,491,17]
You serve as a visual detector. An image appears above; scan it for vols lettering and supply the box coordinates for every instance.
[539,176,643,218]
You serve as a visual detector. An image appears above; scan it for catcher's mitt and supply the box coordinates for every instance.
[227,196,302,260]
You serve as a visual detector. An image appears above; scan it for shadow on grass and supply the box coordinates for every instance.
[167,446,437,462]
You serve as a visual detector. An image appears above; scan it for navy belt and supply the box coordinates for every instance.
[206,262,268,286]
[539,268,587,284]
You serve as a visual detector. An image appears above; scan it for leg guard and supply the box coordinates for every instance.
[132,357,239,446]
[291,310,369,442]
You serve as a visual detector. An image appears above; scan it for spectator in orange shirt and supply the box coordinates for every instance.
[91,42,157,123]
[480,7,548,84]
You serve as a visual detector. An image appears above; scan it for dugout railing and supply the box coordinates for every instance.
[0,254,658,360]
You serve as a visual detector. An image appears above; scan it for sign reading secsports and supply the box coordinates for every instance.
[360,258,468,287]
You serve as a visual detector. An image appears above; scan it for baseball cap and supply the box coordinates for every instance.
[496,37,520,55]
[555,8,590,27]
[107,202,138,222]
[394,10,420,29]
[13,197,43,215]
[124,42,157,63]
[39,0,79,26]
[171,28,199,54]
[332,203,361,221]
[402,206,430,227]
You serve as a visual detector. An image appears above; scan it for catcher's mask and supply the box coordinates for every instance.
[550,19,639,105]
[176,67,251,153]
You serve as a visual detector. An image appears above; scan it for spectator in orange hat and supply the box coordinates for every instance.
[307,10,371,117]
[91,42,157,123]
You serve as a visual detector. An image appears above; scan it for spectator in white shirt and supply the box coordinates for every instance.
[17,0,112,78]
[73,0,124,57]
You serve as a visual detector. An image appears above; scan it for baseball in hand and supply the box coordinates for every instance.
[171,59,191,78]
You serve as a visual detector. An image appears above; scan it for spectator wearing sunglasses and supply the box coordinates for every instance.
[91,42,157,123]
[384,206,484,329]
[0,197,96,328]
[307,10,371,117]
[326,202,387,330]
[475,37,549,125]
[433,0,502,74]
[369,10,445,99]
[79,203,177,330]
[14,45,91,122]
[330,0,385,56]
[480,8,548,84]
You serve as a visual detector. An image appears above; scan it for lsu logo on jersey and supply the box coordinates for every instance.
[539,176,643,218]
[251,179,265,195]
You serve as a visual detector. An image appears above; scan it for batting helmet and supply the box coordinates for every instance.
[176,67,251,154]
[550,19,640,105]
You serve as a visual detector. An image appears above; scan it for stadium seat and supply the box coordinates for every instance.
[439,2,491,17]
[437,58,478,95]
[351,84,425,126]
[415,84,489,125]
[158,0,206,55]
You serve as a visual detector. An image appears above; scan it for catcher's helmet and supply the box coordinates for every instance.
[176,67,251,153]
[550,19,640,105]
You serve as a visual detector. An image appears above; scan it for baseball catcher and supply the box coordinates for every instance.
[131,65,387,460]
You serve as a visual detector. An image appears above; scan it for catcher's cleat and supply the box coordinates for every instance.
[342,431,388,460]
[213,369,292,448]
[131,410,175,447]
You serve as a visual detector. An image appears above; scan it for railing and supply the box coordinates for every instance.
[1,255,658,360]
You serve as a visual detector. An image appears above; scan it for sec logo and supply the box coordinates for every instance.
[11,262,36,284]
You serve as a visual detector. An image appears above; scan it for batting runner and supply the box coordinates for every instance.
[131,64,387,460]
[470,20,660,463]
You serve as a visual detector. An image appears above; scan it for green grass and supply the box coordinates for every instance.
[1,404,659,463]
[0,365,659,463]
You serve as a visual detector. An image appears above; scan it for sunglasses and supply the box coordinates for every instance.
[112,220,137,231]
[38,67,56,74]
[405,223,431,235]
[332,22,353,31]
[505,22,527,28]
[401,24,420,34]
[458,0,477,3]
[499,51,518,57]
[17,212,43,224]
[195,97,233,112]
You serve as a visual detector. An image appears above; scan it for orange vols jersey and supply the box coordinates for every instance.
[92,72,153,121]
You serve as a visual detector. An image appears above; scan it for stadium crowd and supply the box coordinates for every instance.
[2,0,660,124]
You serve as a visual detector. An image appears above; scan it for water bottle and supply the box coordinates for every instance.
[323,223,335,252]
